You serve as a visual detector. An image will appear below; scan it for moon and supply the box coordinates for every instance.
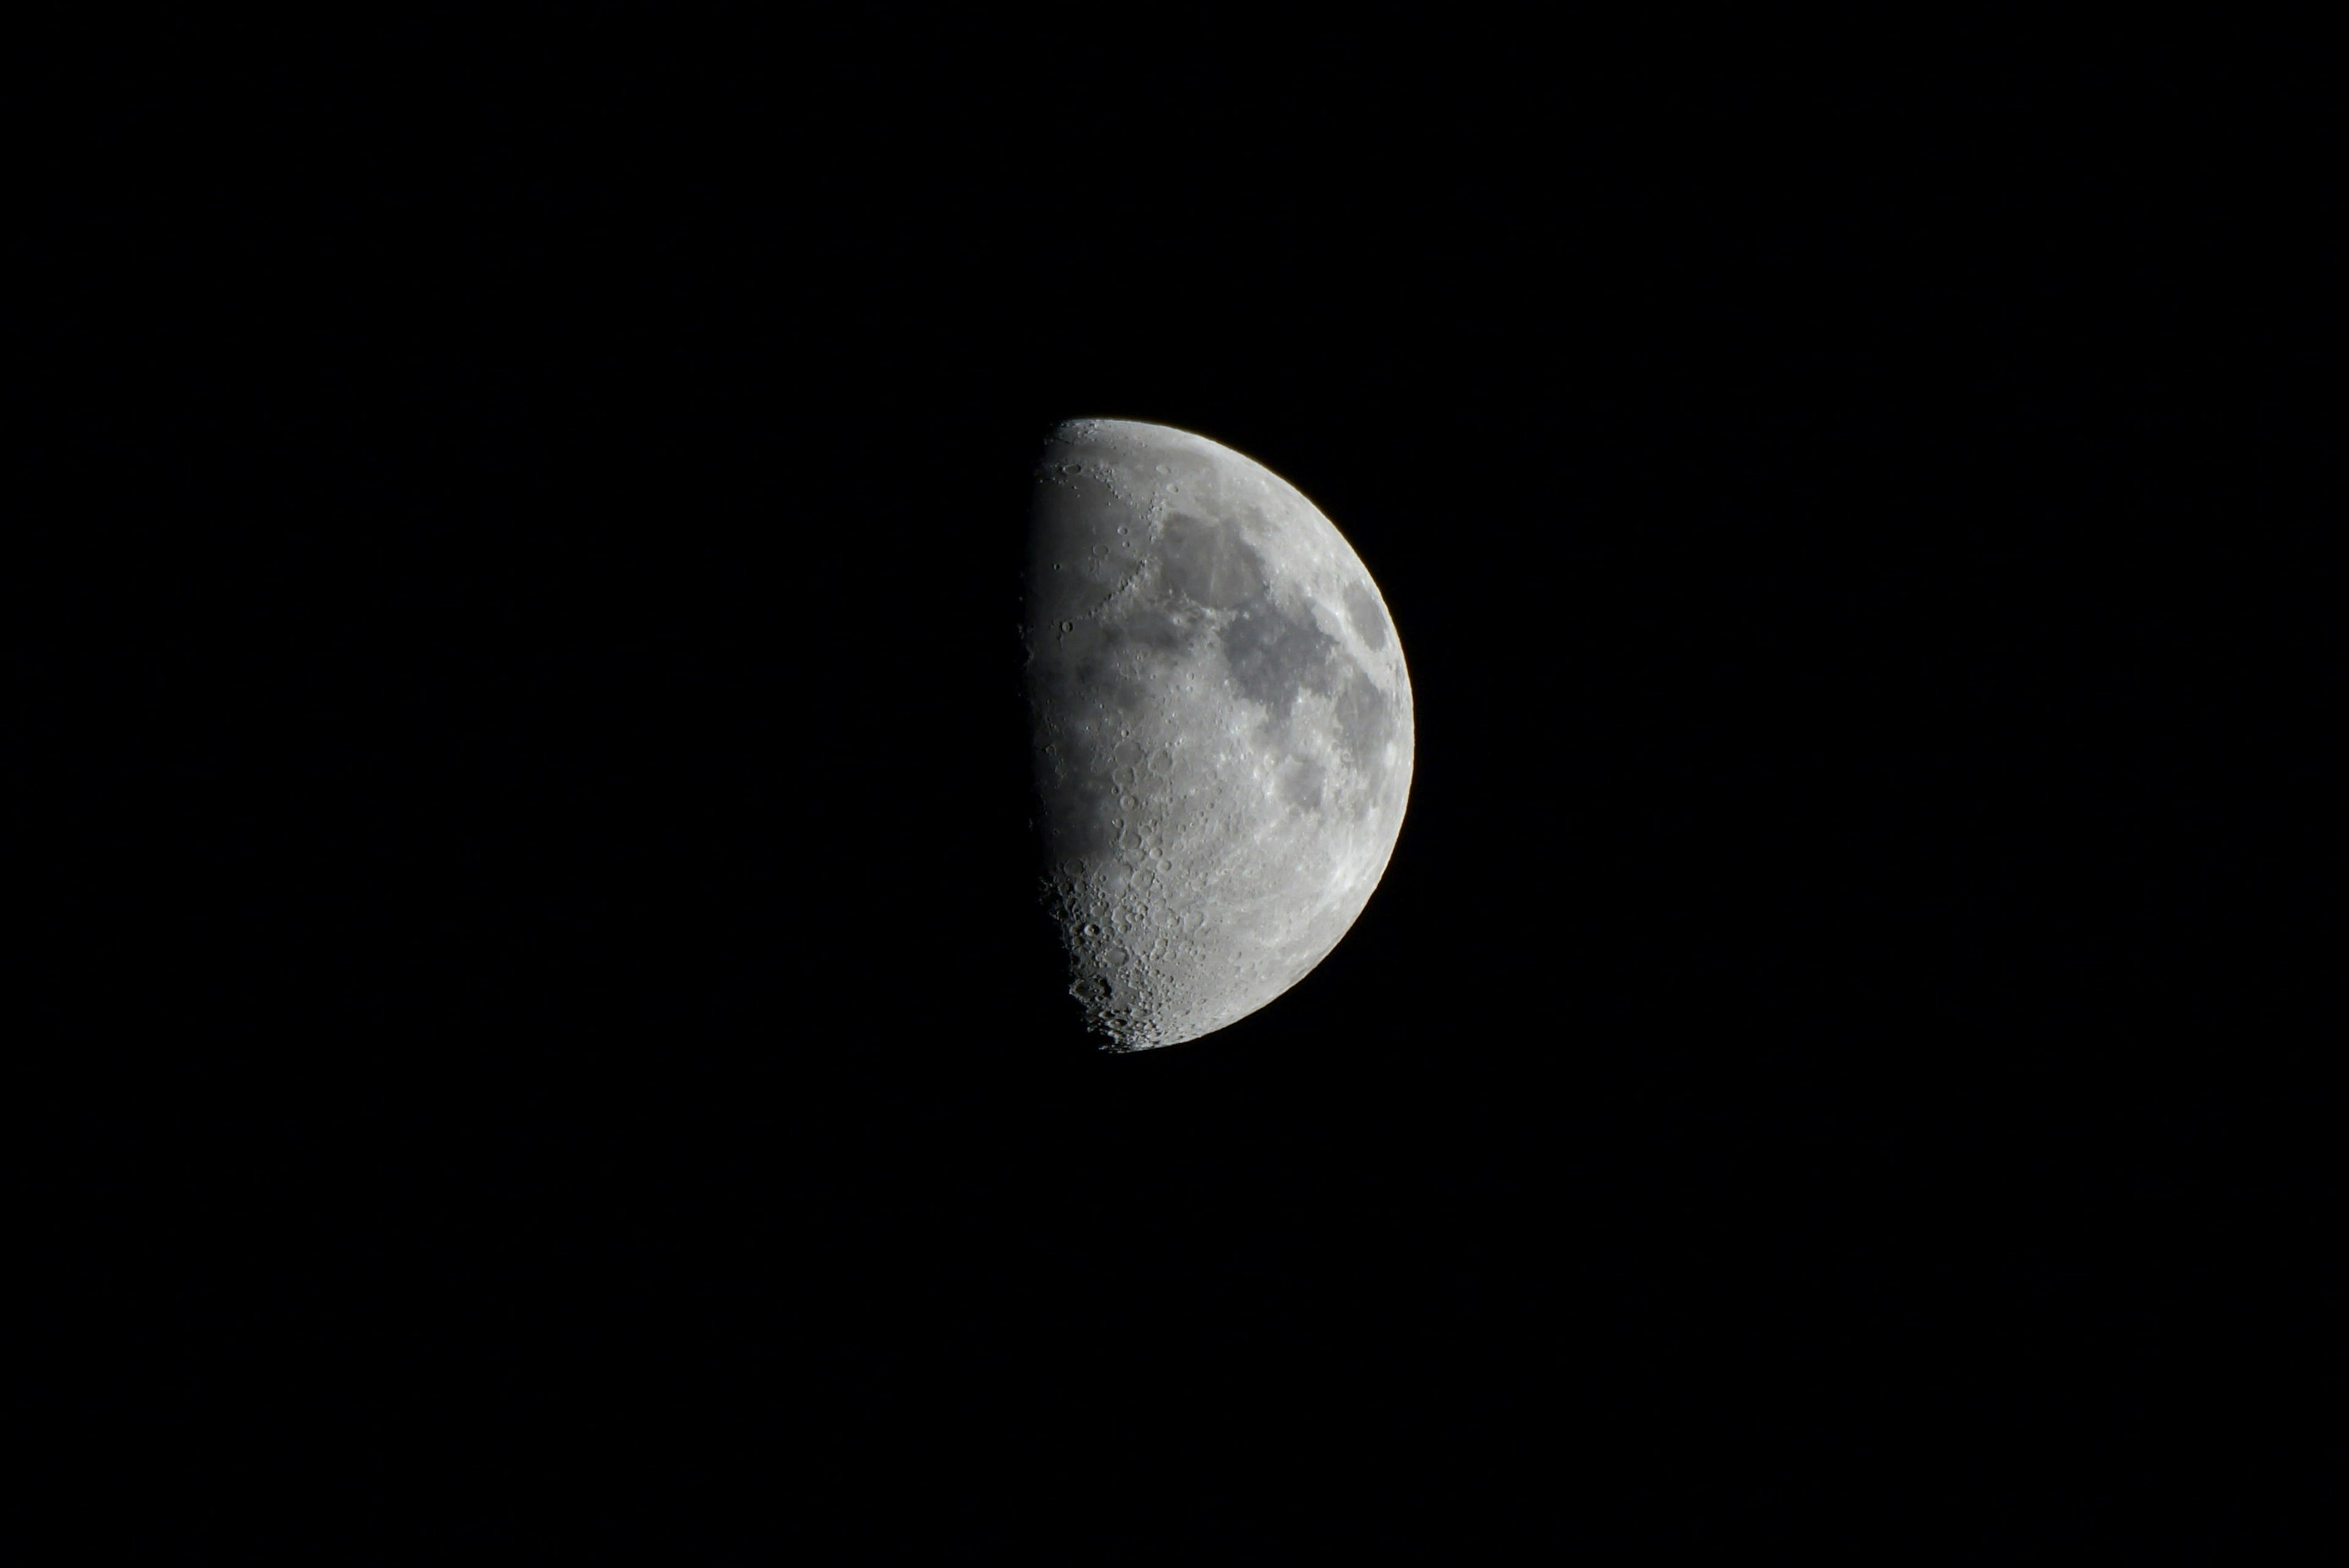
[1021,418,1414,1049]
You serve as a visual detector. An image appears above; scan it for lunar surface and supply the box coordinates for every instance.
[1022,418,1414,1049]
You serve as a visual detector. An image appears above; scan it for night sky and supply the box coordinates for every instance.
[31,18,2332,1559]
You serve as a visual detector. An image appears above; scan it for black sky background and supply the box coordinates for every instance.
[27,18,2337,1559]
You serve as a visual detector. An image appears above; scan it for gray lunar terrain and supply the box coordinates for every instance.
[1022,418,1414,1049]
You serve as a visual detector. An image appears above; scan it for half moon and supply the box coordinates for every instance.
[1022,418,1414,1049]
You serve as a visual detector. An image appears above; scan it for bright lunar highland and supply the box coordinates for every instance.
[1022,418,1414,1049]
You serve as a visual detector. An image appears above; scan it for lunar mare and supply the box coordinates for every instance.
[1022,418,1414,1049]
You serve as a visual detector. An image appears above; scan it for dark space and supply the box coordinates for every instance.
[25,18,2335,1560]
